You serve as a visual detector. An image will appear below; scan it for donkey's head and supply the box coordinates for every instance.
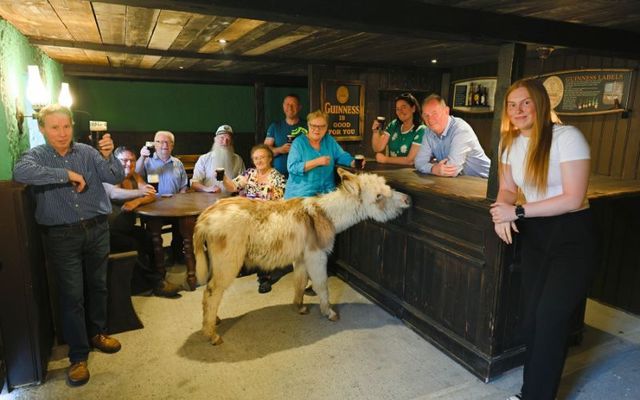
[337,168,410,222]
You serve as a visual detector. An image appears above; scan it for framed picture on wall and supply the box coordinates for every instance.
[320,80,365,141]
[533,69,633,116]
[451,77,497,114]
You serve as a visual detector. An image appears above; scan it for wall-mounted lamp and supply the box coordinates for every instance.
[59,82,73,108]
[16,65,57,135]
[26,65,50,111]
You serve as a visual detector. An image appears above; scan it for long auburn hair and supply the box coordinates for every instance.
[499,79,559,195]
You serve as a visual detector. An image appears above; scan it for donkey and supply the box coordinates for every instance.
[193,168,410,345]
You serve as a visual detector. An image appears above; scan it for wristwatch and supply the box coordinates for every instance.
[515,205,526,220]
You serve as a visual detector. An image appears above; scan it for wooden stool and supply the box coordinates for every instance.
[107,251,144,334]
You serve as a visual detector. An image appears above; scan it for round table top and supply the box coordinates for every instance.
[135,192,226,217]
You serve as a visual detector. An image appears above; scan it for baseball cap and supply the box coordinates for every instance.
[215,124,233,136]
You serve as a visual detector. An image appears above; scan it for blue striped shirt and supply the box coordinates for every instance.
[138,153,188,195]
[13,142,124,226]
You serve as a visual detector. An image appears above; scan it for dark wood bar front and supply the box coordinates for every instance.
[331,163,640,382]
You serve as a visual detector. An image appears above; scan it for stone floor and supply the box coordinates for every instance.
[2,267,639,400]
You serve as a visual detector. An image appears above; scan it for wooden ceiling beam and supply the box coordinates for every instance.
[63,64,308,86]
[90,0,640,57]
[30,38,439,71]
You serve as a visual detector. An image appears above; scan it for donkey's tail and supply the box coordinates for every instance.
[193,225,209,285]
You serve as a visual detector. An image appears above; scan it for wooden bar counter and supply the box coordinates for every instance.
[331,162,640,382]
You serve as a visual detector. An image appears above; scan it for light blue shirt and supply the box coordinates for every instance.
[13,142,124,226]
[139,153,188,195]
[285,133,354,199]
[414,116,491,178]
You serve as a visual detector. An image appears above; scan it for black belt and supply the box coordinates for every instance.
[43,214,108,231]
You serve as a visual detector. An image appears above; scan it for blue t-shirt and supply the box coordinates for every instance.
[266,120,306,175]
[284,133,354,199]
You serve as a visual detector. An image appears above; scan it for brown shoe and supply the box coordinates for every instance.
[91,334,121,353]
[67,361,90,386]
[152,280,181,298]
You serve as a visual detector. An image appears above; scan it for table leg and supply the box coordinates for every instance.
[145,218,166,284]
[179,215,197,291]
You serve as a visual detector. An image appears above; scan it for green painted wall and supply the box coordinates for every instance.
[264,87,310,132]
[70,78,257,133]
[70,79,309,136]
[0,20,63,180]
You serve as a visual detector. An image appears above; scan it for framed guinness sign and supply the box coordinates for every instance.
[320,80,365,141]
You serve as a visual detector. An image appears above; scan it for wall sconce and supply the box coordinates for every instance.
[16,65,52,135]
[26,65,50,111]
[59,82,73,108]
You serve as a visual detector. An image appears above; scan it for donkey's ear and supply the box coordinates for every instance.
[338,168,360,196]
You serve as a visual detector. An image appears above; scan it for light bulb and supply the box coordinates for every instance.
[59,82,73,107]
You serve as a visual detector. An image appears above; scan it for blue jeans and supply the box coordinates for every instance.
[43,220,110,363]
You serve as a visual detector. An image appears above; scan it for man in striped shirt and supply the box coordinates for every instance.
[13,104,125,387]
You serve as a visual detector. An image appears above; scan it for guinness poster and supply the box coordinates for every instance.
[536,69,633,116]
[321,80,365,141]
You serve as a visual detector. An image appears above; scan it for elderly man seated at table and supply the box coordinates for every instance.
[135,130,188,264]
[104,146,180,298]
[415,94,491,178]
[191,124,245,193]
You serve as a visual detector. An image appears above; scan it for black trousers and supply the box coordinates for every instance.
[518,209,596,400]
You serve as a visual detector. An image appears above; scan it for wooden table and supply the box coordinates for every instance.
[135,192,225,290]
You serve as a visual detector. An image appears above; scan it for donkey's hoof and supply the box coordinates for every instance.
[328,309,339,321]
[210,335,223,346]
[298,305,310,315]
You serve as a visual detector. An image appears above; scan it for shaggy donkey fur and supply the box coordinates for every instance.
[194,168,410,345]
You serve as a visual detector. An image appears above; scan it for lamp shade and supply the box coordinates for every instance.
[26,65,50,111]
[59,82,73,108]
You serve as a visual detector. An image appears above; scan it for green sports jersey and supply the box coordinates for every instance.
[385,119,426,157]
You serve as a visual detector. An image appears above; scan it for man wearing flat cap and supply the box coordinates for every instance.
[191,124,245,193]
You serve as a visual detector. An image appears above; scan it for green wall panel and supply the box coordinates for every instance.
[0,20,63,180]
[70,78,257,133]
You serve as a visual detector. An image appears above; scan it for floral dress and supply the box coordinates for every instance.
[232,168,286,200]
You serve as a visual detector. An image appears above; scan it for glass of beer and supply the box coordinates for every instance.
[354,154,365,169]
[148,174,160,192]
[287,134,294,144]
[215,168,225,181]
[89,121,107,149]
[376,116,386,133]
[145,141,156,157]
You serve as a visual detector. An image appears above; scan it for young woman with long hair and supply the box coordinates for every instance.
[490,79,596,400]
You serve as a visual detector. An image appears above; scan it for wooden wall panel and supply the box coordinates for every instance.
[309,64,442,158]
[450,52,640,180]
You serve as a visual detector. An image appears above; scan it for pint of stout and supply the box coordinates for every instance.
[354,154,365,169]
[215,168,225,181]
[89,120,107,149]
[287,134,295,144]
[147,174,160,192]
[145,141,156,157]
[376,116,386,133]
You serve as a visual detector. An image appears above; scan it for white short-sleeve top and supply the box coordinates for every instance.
[501,124,590,203]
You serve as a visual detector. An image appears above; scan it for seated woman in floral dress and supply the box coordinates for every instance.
[222,144,287,293]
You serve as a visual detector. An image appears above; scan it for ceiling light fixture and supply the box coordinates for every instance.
[431,58,438,64]
[218,39,228,45]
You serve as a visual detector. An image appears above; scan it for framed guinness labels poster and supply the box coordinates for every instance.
[320,80,365,141]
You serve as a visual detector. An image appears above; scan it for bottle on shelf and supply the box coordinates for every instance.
[473,84,481,106]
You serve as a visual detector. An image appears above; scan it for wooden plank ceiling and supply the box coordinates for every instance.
[0,0,638,81]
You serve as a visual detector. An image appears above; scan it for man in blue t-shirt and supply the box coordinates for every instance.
[264,93,306,176]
